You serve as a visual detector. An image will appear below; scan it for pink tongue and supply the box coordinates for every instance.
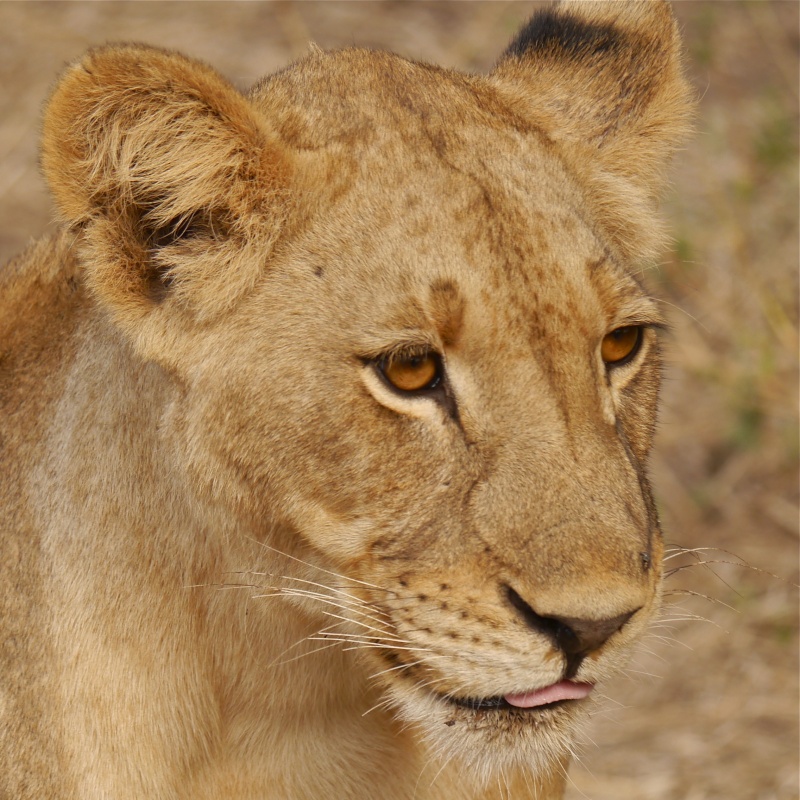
[504,680,593,709]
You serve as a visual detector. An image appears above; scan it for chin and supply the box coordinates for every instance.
[384,678,588,785]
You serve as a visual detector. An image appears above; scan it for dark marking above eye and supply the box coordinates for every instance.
[428,279,464,347]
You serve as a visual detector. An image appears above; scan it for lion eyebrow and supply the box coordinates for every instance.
[612,297,667,329]
[357,332,440,363]
[427,279,465,348]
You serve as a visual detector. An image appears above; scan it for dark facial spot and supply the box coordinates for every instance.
[380,649,402,668]
[314,265,324,278]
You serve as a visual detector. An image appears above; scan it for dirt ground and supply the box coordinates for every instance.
[1,2,797,798]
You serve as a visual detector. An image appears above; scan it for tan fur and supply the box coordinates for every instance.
[0,3,693,798]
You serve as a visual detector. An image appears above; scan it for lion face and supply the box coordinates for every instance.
[35,1,692,789]
[161,68,665,774]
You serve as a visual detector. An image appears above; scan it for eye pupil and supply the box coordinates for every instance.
[601,326,641,365]
[381,353,440,392]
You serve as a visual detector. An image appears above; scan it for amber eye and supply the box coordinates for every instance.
[601,326,642,366]
[380,352,441,392]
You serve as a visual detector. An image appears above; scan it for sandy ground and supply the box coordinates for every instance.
[1,2,797,798]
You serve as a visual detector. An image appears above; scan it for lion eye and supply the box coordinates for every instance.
[380,352,441,393]
[601,326,642,366]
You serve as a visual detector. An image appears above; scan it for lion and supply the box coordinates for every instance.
[0,2,694,797]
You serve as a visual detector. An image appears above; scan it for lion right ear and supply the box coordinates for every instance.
[490,1,694,262]
[41,44,292,348]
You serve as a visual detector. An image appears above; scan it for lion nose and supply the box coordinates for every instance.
[548,612,635,655]
[506,586,637,656]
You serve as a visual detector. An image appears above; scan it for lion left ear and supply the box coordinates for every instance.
[41,44,293,357]
[490,0,694,261]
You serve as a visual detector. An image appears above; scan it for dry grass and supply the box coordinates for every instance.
[1,2,797,798]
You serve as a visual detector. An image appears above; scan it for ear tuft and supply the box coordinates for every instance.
[41,44,292,333]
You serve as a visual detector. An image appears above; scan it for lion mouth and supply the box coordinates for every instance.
[441,680,593,712]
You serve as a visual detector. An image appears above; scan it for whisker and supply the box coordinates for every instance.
[593,691,628,709]
[661,589,738,612]
[623,667,662,680]
[315,608,403,638]
[243,538,390,592]
[268,639,343,668]
[306,636,434,655]
[361,695,396,718]
[315,619,405,643]
[648,296,710,332]
[242,571,396,611]
[249,591,403,638]
[369,658,431,681]
[641,632,693,651]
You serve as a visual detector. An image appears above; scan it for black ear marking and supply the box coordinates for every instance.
[143,262,174,304]
[147,215,200,250]
[502,8,621,62]
[143,208,219,251]
[139,208,223,303]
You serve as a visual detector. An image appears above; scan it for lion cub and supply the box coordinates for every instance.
[0,2,692,798]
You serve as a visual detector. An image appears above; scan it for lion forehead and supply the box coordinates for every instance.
[252,48,525,152]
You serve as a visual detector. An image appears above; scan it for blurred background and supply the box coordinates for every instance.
[1,3,797,798]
